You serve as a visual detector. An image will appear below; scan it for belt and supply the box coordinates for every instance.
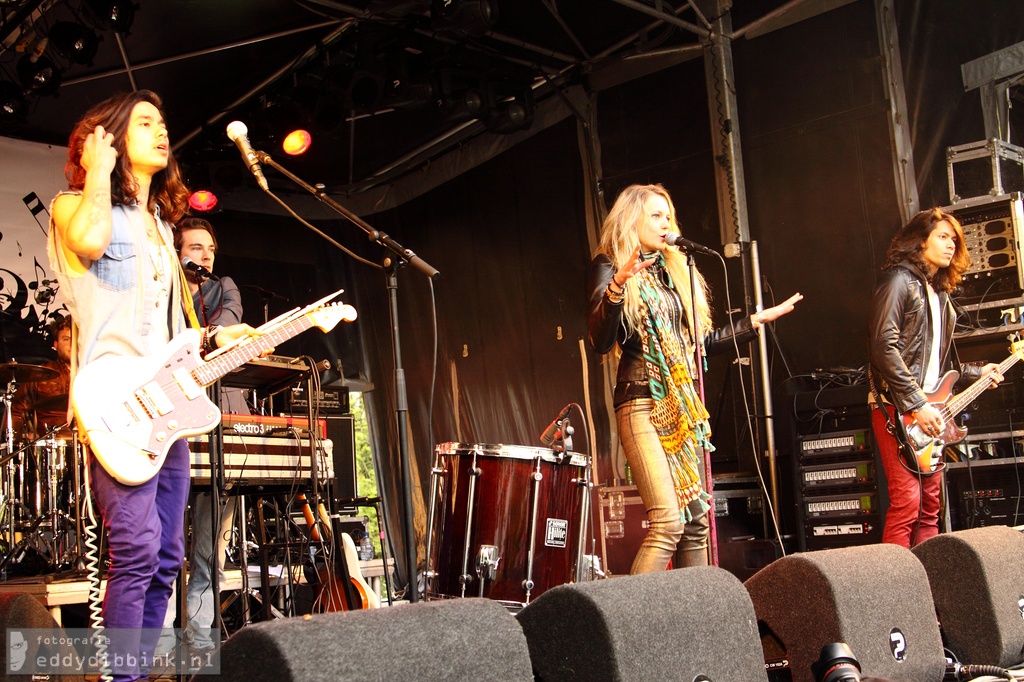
[613,380,651,407]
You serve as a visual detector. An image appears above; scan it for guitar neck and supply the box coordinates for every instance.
[193,314,313,387]
[946,352,1022,417]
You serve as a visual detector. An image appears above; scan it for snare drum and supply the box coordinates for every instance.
[427,442,589,606]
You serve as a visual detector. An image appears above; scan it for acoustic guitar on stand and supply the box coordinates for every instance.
[895,337,1024,475]
[72,290,357,486]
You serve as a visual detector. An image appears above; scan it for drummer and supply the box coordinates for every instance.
[12,316,73,441]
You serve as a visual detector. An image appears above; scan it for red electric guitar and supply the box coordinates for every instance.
[894,338,1024,475]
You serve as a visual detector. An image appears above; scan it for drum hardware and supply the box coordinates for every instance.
[458,454,483,598]
[522,461,544,603]
[475,545,500,597]
[0,362,61,559]
[423,458,445,588]
[0,423,86,576]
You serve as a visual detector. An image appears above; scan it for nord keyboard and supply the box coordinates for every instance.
[798,429,872,459]
[189,413,333,487]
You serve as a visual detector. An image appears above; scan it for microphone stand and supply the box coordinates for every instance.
[253,151,439,603]
[684,251,717,566]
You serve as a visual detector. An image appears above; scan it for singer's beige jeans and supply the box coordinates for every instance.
[617,398,710,573]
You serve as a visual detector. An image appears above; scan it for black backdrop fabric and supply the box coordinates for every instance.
[333,120,593,580]
[202,0,1024,586]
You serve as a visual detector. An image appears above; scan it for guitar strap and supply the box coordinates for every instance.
[867,365,912,453]
[161,225,201,331]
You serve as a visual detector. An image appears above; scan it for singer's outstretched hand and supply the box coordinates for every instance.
[759,292,803,325]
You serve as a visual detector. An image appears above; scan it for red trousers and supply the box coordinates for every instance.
[871,406,943,548]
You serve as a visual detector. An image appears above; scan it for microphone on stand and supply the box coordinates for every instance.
[540,404,574,447]
[226,121,269,191]
[181,256,219,281]
[666,232,718,256]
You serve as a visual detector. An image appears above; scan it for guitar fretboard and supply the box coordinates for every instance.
[193,314,314,387]
[944,347,1022,420]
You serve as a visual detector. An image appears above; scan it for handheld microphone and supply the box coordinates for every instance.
[539,404,574,447]
[181,256,219,282]
[226,121,269,191]
[666,232,718,256]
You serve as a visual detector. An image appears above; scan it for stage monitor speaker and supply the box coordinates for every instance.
[516,566,768,681]
[325,415,357,514]
[744,544,946,682]
[912,524,1024,667]
[210,596,533,682]
[0,592,84,681]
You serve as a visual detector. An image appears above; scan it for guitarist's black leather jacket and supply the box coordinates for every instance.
[868,260,982,415]
[587,254,757,406]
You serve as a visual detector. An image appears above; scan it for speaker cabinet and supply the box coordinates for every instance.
[745,544,946,682]
[913,525,1024,667]
[210,597,533,682]
[517,567,768,681]
[0,592,84,681]
[325,415,357,513]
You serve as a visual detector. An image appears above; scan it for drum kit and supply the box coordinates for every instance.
[0,361,84,576]
[425,442,593,609]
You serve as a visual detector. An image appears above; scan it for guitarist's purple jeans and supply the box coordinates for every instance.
[90,440,190,681]
[872,407,943,548]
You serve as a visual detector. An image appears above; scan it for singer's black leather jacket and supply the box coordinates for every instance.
[868,260,981,414]
[587,254,757,406]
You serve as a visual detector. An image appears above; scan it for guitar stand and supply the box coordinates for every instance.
[338,495,394,606]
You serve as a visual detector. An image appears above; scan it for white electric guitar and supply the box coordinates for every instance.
[73,290,357,485]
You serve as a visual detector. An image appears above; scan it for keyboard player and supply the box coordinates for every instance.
[171,217,246,652]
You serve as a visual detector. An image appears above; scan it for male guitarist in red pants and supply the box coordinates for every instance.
[868,208,1003,549]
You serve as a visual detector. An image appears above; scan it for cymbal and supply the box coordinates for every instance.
[30,393,69,412]
[0,362,58,385]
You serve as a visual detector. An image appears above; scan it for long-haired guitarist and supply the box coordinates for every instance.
[47,91,260,682]
[868,208,1003,549]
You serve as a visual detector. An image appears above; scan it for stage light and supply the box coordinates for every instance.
[17,55,61,96]
[49,21,100,65]
[84,0,137,33]
[381,51,435,110]
[282,129,312,155]
[0,80,27,122]
[484,97,533,134]
[188,189,218,212]
[431,0,498,35]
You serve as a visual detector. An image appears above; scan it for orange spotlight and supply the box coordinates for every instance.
[188,189,218,212]
[282,129,312,155]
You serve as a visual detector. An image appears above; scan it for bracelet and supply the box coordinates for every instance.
[203,325,221,353]
[606,286,625,304]
[611,273,626,289]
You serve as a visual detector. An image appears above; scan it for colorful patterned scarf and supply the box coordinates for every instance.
[635,258,713,522]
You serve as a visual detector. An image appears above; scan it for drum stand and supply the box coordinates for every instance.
[0,379,20,557]
[0,423,85,575]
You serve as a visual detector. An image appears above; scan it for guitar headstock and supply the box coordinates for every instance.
[1011,333,1024,358]
[308,301,358,332]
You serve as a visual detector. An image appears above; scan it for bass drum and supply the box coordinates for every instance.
[427,442,589,606]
